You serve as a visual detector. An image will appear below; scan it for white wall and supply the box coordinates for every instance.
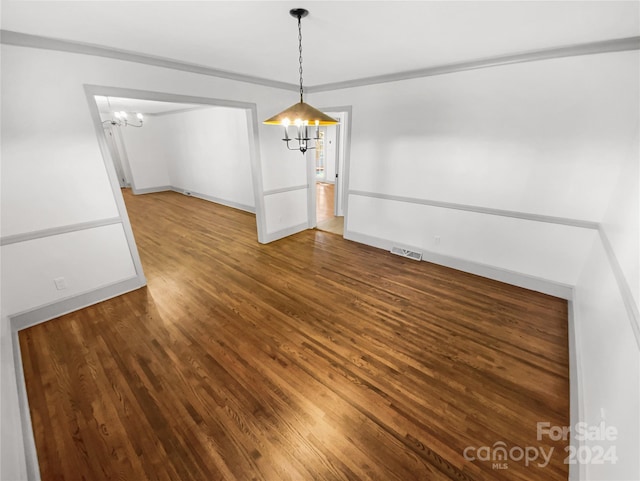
[1,110,120,237]
[168,108,254,209]
[119,116,172,190]
[600,125,640,311]
[310,51,638,286]
[323,125,337,184]
[571,87,640,480]
[574,238,639,481]
[264,189,308,235]
[120,106,255,211]
[2,224,137,315]
[0,43,306,480]
[347,194,597,286]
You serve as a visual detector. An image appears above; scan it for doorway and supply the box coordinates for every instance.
[85,85,267,288]
[312,109,350,236]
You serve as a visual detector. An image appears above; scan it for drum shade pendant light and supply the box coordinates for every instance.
[263,8,338,153]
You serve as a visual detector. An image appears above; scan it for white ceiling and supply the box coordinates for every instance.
[94,96,203,115]
[2,1,638,86]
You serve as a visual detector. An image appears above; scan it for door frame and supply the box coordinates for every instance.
[102,123,130,187]
[84,85,268,267]
[307,106,353,232]
[332,122,342,216]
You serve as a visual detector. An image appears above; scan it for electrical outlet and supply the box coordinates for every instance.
[434,235,441,245]
[54,277,68,290]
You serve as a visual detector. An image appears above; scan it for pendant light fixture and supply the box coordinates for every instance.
[101,97,144,128]
[263,8,338,154]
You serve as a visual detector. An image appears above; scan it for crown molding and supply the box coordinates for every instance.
[308,36,640,93]
[0,30,299,92]
[2,30,638,94]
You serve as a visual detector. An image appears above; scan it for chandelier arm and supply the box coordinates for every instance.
[102,118,144,128]
[284,137,316,152]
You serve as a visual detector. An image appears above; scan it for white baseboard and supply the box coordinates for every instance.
[263,222,308,244]
[131,185,172,195]
[11,331,40,481]
[344,229,574,300]
[567,299,586,481]
[128,185,256,214]
[170,187,255,214]
[10,276,146,332]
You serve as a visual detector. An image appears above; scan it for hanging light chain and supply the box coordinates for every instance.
[262,9,337,154]
[298,14,304,103]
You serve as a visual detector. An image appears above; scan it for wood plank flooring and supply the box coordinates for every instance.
[316,182,335,223]
[316,182,344,236]
[19,190,570,481]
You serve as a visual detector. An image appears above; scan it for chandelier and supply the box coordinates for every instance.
[102,97,144,128]
[263,8,338,154]
[106,111,144,128]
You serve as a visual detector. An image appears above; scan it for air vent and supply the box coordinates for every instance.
[390,246,423,261]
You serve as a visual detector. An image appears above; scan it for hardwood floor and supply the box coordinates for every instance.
[19,190,570,481]
[316,216,344,236]
[316,182,335,223]
[316,182,344,235]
